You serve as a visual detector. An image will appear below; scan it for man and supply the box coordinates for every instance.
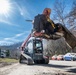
[33,8,63,39]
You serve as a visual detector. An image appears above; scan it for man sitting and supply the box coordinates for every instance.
[32,8,64,40]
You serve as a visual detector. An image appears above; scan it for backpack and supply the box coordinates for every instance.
[33,14,47,32]
[33,14,56,35]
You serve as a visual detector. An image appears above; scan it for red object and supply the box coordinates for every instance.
[21,33,31,50]
[51,55,57,60]
[57,55,63,60]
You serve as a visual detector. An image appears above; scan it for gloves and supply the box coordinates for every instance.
[41,30,45,33]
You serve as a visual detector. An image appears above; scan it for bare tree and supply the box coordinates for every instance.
[67,1,76,19]
[67,1,76,30]
[53,0,66,25]
[63,0,76,38]
[53,0,76,28]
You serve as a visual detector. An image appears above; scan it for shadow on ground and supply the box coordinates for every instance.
[36,64,72,69]
[67,68,76,73]
[36,64,76,74]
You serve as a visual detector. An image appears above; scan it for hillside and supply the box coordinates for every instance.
[0,42,22,50]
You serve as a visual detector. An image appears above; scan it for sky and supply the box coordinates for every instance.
[0,0,74,46]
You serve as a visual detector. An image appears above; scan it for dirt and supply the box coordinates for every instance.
[0,62,12,68]
[0,60,76,75]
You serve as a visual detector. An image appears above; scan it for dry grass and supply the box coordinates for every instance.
[0,58,18,63]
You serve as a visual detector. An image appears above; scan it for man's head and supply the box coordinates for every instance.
[43,8,51,17]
